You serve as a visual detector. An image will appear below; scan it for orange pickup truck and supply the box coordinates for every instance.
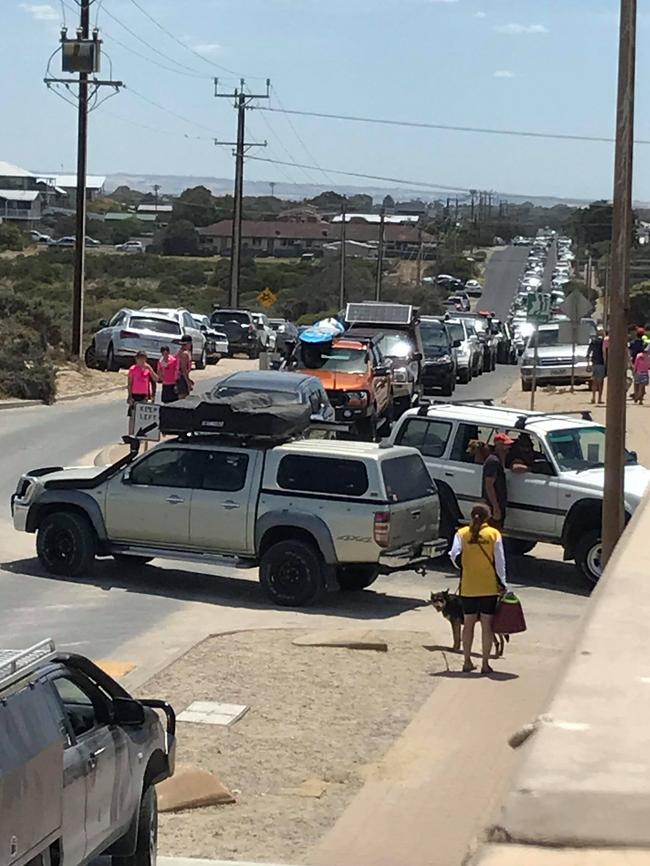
[290,335,394,440]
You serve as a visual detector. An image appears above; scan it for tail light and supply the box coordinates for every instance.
[248,324,256,333]
[374,511,391,548]
[120,330,139,339]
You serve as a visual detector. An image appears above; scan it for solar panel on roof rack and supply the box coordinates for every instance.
[345,302,413,326]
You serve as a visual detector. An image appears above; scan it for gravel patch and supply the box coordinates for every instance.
[143,628,444,864]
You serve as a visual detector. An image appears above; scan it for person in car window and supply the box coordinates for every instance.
[482,432,511,529]
[506,433,534,473]
[450,501,507,674]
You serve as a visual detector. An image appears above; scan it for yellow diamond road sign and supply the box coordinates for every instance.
[257,288,277,309]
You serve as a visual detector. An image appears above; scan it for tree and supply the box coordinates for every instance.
[382,194,395,211]
[348,194,373,211]
[0,223,24,252]
[111,218,145,245]
[567,200,614,249]
[308,191,346,210]
[161,220,198,256]
[172,186,217,227]
[108,185,146,207]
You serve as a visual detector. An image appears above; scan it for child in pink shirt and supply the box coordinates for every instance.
[156,346,179,403]
[633,349,650,404]
[127,351,158,433]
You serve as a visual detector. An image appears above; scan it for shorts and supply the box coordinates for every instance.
[176,379,190,399]
[591,364,606,380]
[634,372,649,386]
[162,384,177,403]
[128,393,147,417]
[461,595,499,617]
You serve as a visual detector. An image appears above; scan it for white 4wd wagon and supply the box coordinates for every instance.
[389,402,650,584]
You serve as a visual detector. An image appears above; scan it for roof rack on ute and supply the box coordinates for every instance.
[0,638,56,690]
[514,410,593,429]
[417,399,495,415]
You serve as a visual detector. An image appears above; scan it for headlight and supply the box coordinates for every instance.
[433,354,452,364]
[392,367,409,383]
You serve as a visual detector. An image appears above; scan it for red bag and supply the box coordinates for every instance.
[493,592,527,635]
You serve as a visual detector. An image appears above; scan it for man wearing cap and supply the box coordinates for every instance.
[482,432,512,530]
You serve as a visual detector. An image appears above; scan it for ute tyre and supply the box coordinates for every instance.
[37,512,96,577]
[441,376,454,397]
[575,529,603,587]
[113,554,153,566]
[458,368,471,385]
[248,343,260,360]
[337,565,380,592]
[260,539,326,606]
[196,347,207,370]
[107,344,119,372]
[114,786,157,866]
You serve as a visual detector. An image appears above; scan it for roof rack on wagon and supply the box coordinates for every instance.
[0,638,56,691]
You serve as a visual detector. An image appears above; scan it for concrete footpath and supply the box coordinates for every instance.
[307,647,565,866]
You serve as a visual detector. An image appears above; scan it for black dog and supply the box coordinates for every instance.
[429,590,508,658]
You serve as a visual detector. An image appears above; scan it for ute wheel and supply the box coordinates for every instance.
[439,507,458,553]
[440,376,454,397]
[196,347,207,370]
[337,565,380,591]
[458,368,470,385]
[574,529,602,587]
[113,554,153,566]
[507,539,536,556]
[37,512,96,577]
[521,379,532,392]
[248,343,260,360]
[107,344,119,372]
[260,539,326,606]
[114,786,157,866]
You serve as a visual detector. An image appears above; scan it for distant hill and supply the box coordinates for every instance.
[104,172,592,208]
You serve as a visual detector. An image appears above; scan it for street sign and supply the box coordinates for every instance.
[526,292,551,320]
[559,289,593,324]
[133,402,161,441]
[257,288,277,309]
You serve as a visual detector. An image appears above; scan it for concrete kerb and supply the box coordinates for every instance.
[0,384,124,411]
[483,492,650,852]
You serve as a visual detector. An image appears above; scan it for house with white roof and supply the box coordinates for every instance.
[37,172,107,206]
[0,160,50,224]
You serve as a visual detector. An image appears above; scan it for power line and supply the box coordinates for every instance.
[251,111,319,186]
[270,86,338,186]
[125,86,218,134]
[126,0,250,78]
[256,105,650,147]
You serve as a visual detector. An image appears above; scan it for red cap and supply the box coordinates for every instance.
[494,432,514,445]
[637,327,646,337]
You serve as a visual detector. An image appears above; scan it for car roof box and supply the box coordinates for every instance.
[159,392,312,441]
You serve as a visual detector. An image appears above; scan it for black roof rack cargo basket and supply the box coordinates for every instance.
[159,392,312,441]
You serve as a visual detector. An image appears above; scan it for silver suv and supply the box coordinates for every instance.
[141,307,207,368]
[87,309,184,371]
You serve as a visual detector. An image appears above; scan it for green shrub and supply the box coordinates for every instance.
[0,223,24,252]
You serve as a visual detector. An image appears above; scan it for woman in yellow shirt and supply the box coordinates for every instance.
[450,502,507,674]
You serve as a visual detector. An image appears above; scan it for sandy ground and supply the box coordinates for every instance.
[502,378,650,466]
[145,629,446,864]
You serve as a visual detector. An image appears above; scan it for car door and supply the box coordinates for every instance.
[96,310,125,358]
[443,423,497,521]
[370,346,391,413]
[504,430,560,539]
[50,673,124,859]
[104,447,203,547]
[189,448,255,552]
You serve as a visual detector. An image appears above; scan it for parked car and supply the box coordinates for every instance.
[455,313,498,372]
[419,317,457,396]
[211,370,335,423]
[29,230,52,244]
[390,402,650,585]
[53,236,100,248]
[141,307,207,369]
[86,309,184,371]
[11,428,446,605]
[520,320,597,391]
[289,334,394,441]
[446,294,470,312]
[344,302,424,419]
[269,318,299,356]
[191,313,229,364]
[438,316,478,384]
[211,309,261,359]
[464,279,483,297]
[115,239,144,254]
[251,312,277,351]
[0,638,174,866]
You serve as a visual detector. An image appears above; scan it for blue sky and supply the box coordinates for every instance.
[3,0,650,200]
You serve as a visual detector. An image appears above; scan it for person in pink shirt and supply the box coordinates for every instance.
[127,351,158,433]
[156,346,179,403]
[632,348,650,404]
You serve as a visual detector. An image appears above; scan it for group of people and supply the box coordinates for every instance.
[126,338,195,433]
[451,432,529,673]
[586,325,650,406]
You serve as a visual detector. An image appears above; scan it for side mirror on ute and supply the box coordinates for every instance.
[113,697,145,727]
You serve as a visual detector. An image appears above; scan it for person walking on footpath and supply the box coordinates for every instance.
[587,327,607,405]
[127,351,158,434]
[176,336,194,399]
[156,346,179,403]
[482,432,512,530]
[450,502,507,674]
[632,345,650,405]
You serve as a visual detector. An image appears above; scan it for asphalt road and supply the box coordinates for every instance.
[0,253,527,668]
[479,245,528,319]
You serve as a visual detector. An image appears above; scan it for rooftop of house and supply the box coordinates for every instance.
[0,160,36,179]
[197,219,434,244]
[37,173,107,190]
